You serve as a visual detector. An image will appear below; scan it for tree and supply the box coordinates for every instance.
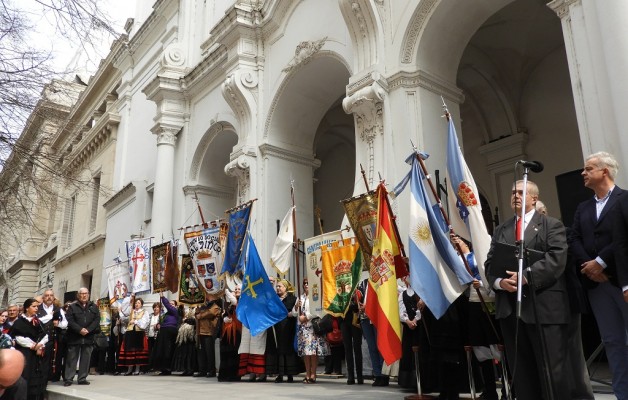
[0,0,120,267]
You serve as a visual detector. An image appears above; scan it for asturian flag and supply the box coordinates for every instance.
[270,206,295,275]
[446,116,492,287]
[364,183,402,365]
[394,152,474,319]
[237,235,288,336]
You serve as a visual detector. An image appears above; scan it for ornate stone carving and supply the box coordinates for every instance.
[401,0,438,64]
[282,37,328,73]
[547,0,581,19]
[156,128,179,146]
[225,155,252,202]
[163,43,185,67]
[223,74,246,117]
[351,2,368,38]
[343,82,386,142]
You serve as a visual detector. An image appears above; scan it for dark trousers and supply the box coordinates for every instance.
[197,335,216,375]
[324,345,343,374]
[341,316,362,379]
[65,344,94,383]
[500,315,569,400]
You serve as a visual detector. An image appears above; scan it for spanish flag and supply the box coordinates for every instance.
[364,183,402,364]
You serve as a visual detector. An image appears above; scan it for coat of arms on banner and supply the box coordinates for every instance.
[184,223,228,297]
[341,190,378,269]
[179,254,205,305]
[321,239,362,317]
[105,261,131,307]
[303,231,344,318]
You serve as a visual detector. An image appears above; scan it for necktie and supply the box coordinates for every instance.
[515,217,522,241]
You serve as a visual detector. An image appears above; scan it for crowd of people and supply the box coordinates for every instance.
[1,152,627,400]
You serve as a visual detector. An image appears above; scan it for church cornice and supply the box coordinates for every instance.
[182,185,235,201]
[259,143,321,168]
[53,234,106,268]
[183,46,228,98]
[387,69,464,103]
[547,0,581,19]
[103,182,137,212]
[62,112,120,174]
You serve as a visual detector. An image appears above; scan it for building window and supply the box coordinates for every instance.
[62,194,77,249]
[89,175,101,233]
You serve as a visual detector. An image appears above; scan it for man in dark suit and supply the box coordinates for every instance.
[570,151,628,400]
[485,180,570,400]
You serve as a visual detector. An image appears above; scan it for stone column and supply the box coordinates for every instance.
[548,0,628,184]
[150,127,179,238]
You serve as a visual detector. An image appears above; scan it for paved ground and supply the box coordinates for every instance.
[47,371,617,400]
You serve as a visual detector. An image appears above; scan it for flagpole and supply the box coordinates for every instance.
[360,164,370,191]
[291,181,301,300]
[412,149,499,341]
[194,192,207,226]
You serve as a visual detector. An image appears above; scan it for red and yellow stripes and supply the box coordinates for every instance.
[364,184,402,365]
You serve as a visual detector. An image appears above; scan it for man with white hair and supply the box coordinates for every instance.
[37,289,67,381]
[569,151,628,400]
[64,288,100,387]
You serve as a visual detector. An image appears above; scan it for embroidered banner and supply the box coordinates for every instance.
[321,238,362,317]
[105,261,131,307]
[341,190,378,269]
[184,223,228,296]
[164,240,179,293]
[223,202,252,276]
[151,241,172,293]
[97,297,112,336]
[303,231,344,318]
[126,238,152,294]
[178,254,205,305]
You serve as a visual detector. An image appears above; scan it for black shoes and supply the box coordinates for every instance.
[275,375,283,383]
[158,370,171,376]
[77,381,90,385]
[372,376,390,387]
[347,378,355,385]
[63,381,72,387]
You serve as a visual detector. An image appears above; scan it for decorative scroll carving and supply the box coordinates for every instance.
[343,82,386,143]
[282,37,328,73]
[225,155,252,202]
[163,43,185,68]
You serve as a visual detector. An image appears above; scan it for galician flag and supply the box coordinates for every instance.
[394,152,474,319]
[364,183,402,365]
[446,116,492,287]
[270,206,295,275]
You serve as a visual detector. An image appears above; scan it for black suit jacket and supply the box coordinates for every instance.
[485,211,569,324]
[612,191,628,289]
[568,186,624,288]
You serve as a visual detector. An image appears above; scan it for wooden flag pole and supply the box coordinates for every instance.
[291,181,301,300]
[412,149,500,342]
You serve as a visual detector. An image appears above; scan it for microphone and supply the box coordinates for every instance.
[518,160,544,173]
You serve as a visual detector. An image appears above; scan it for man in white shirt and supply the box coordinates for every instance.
[36,289,67,382]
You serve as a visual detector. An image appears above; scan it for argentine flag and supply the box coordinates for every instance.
[394,152,473,319]
[446,116,492,288]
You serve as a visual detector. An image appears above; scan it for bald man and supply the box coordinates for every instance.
[0,349,27,400]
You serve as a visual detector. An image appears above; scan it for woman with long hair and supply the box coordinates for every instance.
[9,298,49,400]
[294,279,329,384]
[118,295,149,375]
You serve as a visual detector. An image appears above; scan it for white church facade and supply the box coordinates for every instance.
[1,0,626,305]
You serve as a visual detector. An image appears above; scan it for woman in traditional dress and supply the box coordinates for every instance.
[147,302,161,370]
[171,306,198,376]
[293,279,329,384]
[218,286,242,382]
[268,279,302,383]
[150,294,180,375]
[118,295,149,375]
[9,298,49,400]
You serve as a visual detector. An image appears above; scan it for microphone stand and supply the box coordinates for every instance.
[515,166,555,400]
